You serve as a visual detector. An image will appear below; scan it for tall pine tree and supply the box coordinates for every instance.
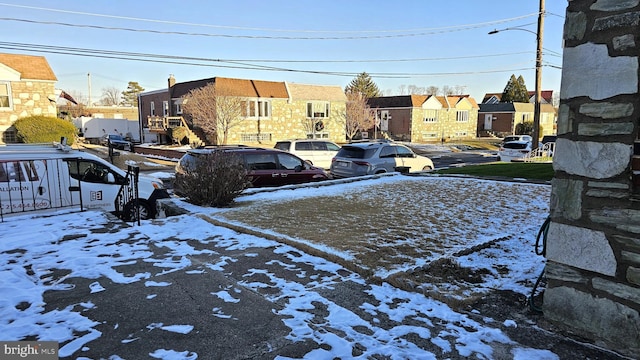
[345,72,382,99]
[121,81,145,107]
[501,74,530,103]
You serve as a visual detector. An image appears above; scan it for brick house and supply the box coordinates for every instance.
[138,75,346,145]
[477,102,557,138]
[366,95,479,142]
[0,53,58,143]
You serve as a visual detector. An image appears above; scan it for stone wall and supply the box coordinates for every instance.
[0,80,57,143]
[544,1,640,358]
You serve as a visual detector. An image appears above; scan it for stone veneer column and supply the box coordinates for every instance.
[544,1,640,358]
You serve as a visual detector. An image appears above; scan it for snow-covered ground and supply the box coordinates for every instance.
[0,175,618,359]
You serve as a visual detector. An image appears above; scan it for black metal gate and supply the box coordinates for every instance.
[114,165,140,224]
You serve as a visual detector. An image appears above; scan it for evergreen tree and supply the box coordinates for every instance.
[501,74,530,103]
[121,81,145,107]
[515,75,530,102]
[345,72,382,98]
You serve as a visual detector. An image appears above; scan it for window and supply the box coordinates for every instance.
[150,102,155,116]
[456,110,469,122]
[294,142,312,151]
[163,101,169,116]
[277,153,304,170]
[396,146,414,158]
[2,128,17,143]
[423,109,439,122]
[244,154,277,170]
[306,132,329,139]
[0,161,38,182]
[379,146,397,158]
[66,160,125,184]
[522,113,531,122]
[0,83,10,108]
[307,102,330,118]
[175,103,182,114]
[240,133,272,142]
[421,132,438,139]
[244,99,271,119]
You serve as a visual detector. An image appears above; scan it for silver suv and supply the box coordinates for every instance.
[330,140,434,178]
[274,139,341,169]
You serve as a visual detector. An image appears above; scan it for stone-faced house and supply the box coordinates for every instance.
[0,53,58,144]
[366,95,479,142]
[138,76,346,145]
[477,102,557,138]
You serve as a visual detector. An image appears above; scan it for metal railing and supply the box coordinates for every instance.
[524,142,555,163]
[0,158,83,221]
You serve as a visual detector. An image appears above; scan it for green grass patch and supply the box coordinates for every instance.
[435,162,554,181]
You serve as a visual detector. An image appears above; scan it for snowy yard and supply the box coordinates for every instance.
[213,175,551,300]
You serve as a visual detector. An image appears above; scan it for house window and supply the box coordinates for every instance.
[454,131,468,137]
[306,132,329,139]
[244,100,271,119]
[241,133,272,142]
[175,103,182,115]
[421,132,438,139]
[456,110,469,122]
[423,109,439,122]
[163,101,169,116]
[307,102,330,119]
[0,83,11,108]
[2,127,17,143]
[522,113,531,122]
[150,101,156,116]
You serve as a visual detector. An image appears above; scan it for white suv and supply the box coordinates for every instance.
[274,139,341,169]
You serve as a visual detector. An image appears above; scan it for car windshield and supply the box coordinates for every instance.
[109,135,124,141]
[503,142,529,150]
[336,146,377,159]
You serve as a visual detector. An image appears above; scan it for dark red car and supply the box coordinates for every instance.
[176,146,329,188]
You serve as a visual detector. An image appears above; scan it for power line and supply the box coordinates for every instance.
[0,16,543,40]
[0,41,561,79]
[0,2,540,35]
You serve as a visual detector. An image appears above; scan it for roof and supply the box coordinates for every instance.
[286,83,346,101]
[481,91,554,104]
[368,95,478,109]
[0,53,57,81]
[170,77,289,99]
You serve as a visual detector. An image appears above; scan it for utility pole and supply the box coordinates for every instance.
[87,72,92,107]
[533,0,544,150]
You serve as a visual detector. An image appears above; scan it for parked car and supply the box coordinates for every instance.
[502,135,532,145]
[100,134,131,150]
[329,140,434,178]
[176,147,329,188]
[541,135,557,144]
[274,139,341,169]
[497,140,533,162]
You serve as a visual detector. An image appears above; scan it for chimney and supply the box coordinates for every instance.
[168,74,176,89]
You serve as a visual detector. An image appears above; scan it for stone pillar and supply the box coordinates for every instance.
[544,1,640,358]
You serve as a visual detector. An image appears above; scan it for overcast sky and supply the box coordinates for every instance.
[0,1,567,102]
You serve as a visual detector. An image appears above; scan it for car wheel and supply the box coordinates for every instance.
[123,199,153,221]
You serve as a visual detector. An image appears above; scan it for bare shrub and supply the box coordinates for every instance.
[174,151,248,207]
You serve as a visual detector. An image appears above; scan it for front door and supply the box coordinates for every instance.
[484,114,493,130]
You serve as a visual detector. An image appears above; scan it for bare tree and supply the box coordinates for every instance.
[426,86,439,95]
[343,91,377,141]
[100,87,121,106]
[182,82,246,145]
